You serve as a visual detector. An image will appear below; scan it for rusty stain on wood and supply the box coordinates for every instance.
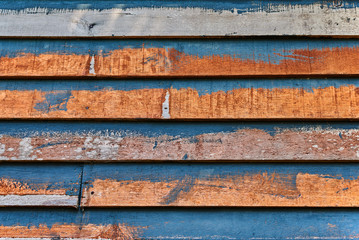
[1,46,359,77]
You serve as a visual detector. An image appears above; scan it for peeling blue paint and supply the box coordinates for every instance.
[0,164,82,196]
[1,38,358,64]
[0,121,358,138]
[1,208,359,239]
[34,91,72,113]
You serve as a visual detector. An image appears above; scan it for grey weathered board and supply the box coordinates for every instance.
[0,1,359,37]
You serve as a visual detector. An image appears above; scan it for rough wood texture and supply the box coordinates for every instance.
[0,164,81,207]
[1,1,359,36]
[1,39,359,77]
[0,208,358,239]
[81,163,359,207]
[0,121,359,161]
[2,79,359,119]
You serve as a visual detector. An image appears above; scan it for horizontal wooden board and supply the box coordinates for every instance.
[1,121,359,161]
[0,164,81,206]
[2,79,359,119]
[1,1,359,36]
[0,208,358,239]
[1,39,359,77]
[81,163,359,207]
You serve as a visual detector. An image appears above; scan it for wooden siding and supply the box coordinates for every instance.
[1,1,359,36]
[0,164,80,207]
[1,39,359,77]
[1,0,359,239]
[81,163,359,207]
[0,208,359,239]
[0,121,359,161]
[1,79,359,119]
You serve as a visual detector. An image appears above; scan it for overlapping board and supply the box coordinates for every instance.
[0,162,358,207]
[0,164,81,207]
[2,79,359,119]
[1,39,359,77]
[1,0,359,36]
[0,208,358,239]
[1,121,359,161]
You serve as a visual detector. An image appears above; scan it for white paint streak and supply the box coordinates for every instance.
[89,55,96,75]
[0,195,77,206]
[18,138,33,160]
[0,5,358,36]
[162,91,170,119]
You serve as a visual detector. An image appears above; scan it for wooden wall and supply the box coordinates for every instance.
[0,1,359,239]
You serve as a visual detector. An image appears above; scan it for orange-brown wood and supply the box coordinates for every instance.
[0,85,359,119]
[82,172,359,207]
[1,47,359,77]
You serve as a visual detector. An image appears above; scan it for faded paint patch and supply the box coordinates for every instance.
[2,127,359,160]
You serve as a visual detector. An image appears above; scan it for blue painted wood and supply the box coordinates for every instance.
[0,121,356,138]
[0,208,359,239]
[0,163,82,196]
[1,78,359,94]
[84,163,359,183]
[0,38,357,62]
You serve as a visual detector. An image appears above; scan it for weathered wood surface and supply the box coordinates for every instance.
[81,163,359,207]
[0,164,81,207]
[2,39,359,77]
[1,121,359,161]
[0,208,358,239]
[1,1,359,36]
[2,79,359,119]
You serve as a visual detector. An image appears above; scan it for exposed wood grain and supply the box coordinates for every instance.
[1,79,359,119]
[81,163,359,207]
[0,208,359,239]
[1,1,359,36]
[0,121,358,161]
[1,39,359,77]
[0,164,81,207]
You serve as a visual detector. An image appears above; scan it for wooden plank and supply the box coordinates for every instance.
[0,208,358,239]
[2,39,359,77]
[81,163,359,207]
[1,79,359,119]
[1,1,359,36]
[0,164,81,207]
[1,121,359,161]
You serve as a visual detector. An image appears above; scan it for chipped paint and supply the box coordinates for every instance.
[0,178,65,195]
[161,90,170,119]
[89,55,96,75]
